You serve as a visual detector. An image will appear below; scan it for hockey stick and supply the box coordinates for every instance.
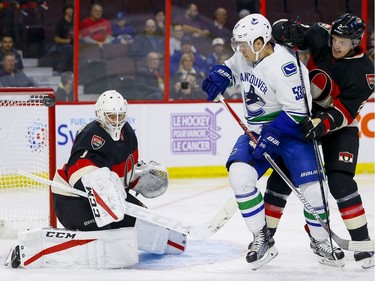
[217,95,374,252]
[292,32,336,258]
[18,170,238,240]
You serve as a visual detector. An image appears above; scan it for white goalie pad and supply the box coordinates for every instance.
[15,227,138,269]
[132,160,168,198]
[81,167,127,227]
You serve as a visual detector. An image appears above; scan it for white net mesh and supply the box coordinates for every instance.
[0,91,54,238]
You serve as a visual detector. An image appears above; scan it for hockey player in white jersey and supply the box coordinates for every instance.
[201,13,344,269]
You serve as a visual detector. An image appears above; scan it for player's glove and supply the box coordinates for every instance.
[301,111,335,140]
[272,19,307,47]
[253,126,281,159]
[202,65,232,101]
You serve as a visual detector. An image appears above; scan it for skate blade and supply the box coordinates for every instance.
[3,245,21,268]
[317,256,345,267]
[250,246,278,270]
[3,246,14,267]
[358,256,374,269]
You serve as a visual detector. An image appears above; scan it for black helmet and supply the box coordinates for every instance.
[331,13,365,41]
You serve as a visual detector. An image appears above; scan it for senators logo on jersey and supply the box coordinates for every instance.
[91,135,105,150]
[366,74,374,90]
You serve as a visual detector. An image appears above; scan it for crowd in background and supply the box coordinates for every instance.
[76,2,255,101]
[0,1,373,101]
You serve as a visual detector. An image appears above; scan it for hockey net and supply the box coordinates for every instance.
[0,88,56,238]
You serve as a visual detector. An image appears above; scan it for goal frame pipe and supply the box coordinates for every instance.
[0,87,57,227]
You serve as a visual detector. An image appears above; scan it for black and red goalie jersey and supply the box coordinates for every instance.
[55,120,138,193]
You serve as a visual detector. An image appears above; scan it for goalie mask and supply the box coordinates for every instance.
[95,90,128,141]
[231,13,271,61]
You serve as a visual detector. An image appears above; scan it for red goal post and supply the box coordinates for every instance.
[0,88,56,238]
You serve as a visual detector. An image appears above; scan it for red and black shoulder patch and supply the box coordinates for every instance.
[366,73,374,90]
[91,135,105,150]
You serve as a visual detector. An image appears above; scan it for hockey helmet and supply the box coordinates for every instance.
[95,90,128,141]
[231,13,272,57]
[331,13,365,43]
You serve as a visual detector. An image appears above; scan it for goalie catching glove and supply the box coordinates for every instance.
[131,160,168,198]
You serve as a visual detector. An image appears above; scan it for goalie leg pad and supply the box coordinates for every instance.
[135,219,187,254]
[13,227,138,269]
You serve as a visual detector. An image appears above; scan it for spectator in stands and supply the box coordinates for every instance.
[53,2,74,73]
[0,51,36,87]
[207,8,231,43]
[170,25,197,56]
[154,10,166,36]
[177,53,198,76]
[170,36,206,75]
[135,51,164,100]
[238,9,250,19]
[80,3,113,46]
[111,11,136,45]
[172,72,205,100]
[0,34,23,71]
[55,71,74,102]
[170,25,184,56]
[205,37,231,75]
[173,3,209,38]
[169,24,197,56]
[174,73,205,100]
[172,52,205,99]
[129,18,164,57]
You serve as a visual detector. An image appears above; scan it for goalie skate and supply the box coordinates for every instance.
[246,225,278,270]
[4,245,21,268]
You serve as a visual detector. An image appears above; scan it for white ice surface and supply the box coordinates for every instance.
[0,175,374,281]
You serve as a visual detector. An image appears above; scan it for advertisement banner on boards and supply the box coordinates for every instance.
[55,102,374,169]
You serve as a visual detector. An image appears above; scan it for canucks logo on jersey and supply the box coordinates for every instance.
[281,62,297,77]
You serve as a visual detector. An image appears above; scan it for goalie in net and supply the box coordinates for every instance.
[6,90,186,269]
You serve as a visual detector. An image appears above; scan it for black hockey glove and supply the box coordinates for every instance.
[301,112,335,140]
[272,19,307,48]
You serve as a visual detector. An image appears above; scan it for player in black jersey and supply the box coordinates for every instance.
[268,13,374,268]
[52,90,186,253]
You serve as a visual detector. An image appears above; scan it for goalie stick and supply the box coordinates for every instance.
[18,170,238,240]
[217,95,374,252]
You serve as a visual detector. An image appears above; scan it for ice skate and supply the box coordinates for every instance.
[304,224,344,267]
[246,225,278,270]
[354,239,374,269]
[309,237,345,267]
